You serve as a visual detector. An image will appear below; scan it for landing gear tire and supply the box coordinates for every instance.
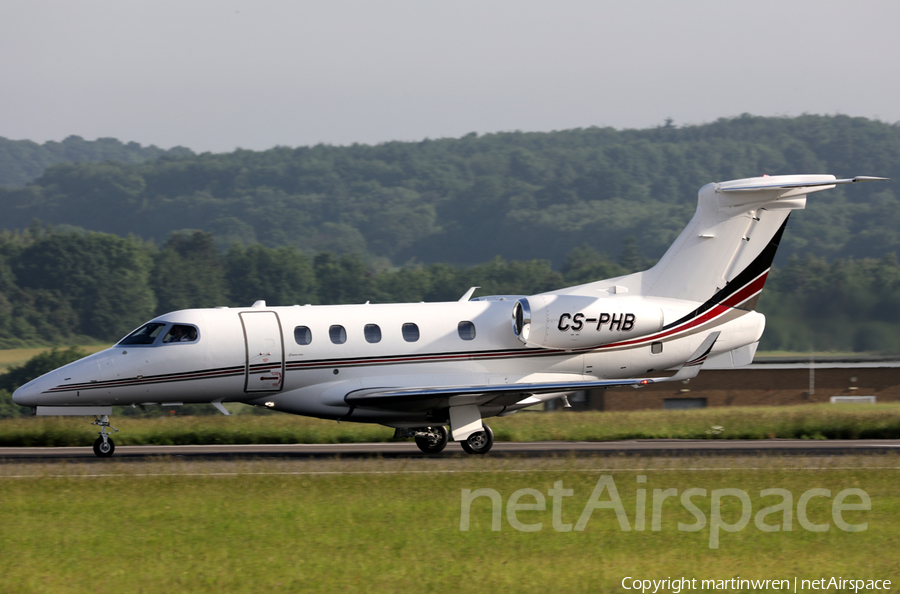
[414,426,449,454]
[93,436,115,457]
[90,415,118,457]
[460,423,494,455]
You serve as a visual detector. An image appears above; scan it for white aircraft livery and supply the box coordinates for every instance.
[13,174,888,457]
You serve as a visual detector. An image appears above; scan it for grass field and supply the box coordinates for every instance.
[1,403,899,447]
[0,455,897,593]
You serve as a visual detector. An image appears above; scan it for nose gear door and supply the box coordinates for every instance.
[240,311,285,393]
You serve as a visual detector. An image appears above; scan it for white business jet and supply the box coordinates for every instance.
[13,174,887,457]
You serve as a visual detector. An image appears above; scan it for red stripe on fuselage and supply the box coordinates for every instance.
[581,269,769,351]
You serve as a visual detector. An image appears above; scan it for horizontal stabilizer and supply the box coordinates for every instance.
[718,176,889,193]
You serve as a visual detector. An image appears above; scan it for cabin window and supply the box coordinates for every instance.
[163,325,199,343]
[402,323,420,342]
[651,342,663,355]
[364,324,382,343]
[330,325,347,344]
[294,326,312,345]
[458,321,476,341]
[118,322,166,346]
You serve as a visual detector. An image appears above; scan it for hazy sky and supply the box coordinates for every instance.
[3,1,899,153]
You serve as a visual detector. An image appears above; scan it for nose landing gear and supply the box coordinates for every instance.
[91,415,118,457]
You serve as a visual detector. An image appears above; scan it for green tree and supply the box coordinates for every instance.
[359,187,438,257]
[153,231,228,313]
[467,256,564,296]
[13,232,156,340]
[313,253,377,304]
[617,236,648,272]
[225,244,317,307]
[4,115,900,268]
[561,244,627,285]
[0,134,192,188]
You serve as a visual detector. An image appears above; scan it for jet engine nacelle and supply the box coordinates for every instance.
[512,295,664,349]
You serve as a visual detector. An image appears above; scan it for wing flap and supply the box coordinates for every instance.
[345,376,643,406]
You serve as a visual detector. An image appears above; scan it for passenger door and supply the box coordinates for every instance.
[240,311,285,393]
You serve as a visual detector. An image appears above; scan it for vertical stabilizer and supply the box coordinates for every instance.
[638,176,804,305]
[559,175,886,310]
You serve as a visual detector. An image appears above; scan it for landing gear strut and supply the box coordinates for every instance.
[414,426,449,453]
[460,423,494,455]
[91,415,118,458]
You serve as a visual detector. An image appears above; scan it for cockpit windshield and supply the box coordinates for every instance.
[118,323,167,345]
[117,323,200,346]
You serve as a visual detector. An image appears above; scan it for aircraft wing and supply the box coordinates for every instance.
[345,332,719,409]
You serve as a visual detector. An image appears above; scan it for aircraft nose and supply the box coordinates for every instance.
[11,367,63,407]
[12,379,42,407]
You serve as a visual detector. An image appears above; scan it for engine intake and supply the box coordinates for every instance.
[512,295,663,349]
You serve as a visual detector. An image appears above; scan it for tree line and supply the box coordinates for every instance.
[0,225,635,348]
[0,134,192,189]
[1,114,898,270]
[2,225,900,354]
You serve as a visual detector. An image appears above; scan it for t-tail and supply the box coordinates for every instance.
[559,175,888,310]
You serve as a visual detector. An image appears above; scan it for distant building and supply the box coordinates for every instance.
[551,356,900,412]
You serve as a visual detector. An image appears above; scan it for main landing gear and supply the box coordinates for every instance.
[460,424,494,455]
[414,426,449,453]
[91,415,118,458]
[407,423,494,455]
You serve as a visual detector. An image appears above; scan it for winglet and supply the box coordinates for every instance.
[664,331,721,382]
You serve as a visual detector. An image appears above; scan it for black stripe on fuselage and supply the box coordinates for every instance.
[46,364,247,393]
[43,346,565,394]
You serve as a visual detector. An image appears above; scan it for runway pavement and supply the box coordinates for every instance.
[2,439,900,461]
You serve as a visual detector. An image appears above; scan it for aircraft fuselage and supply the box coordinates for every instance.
[13,297,763,424]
